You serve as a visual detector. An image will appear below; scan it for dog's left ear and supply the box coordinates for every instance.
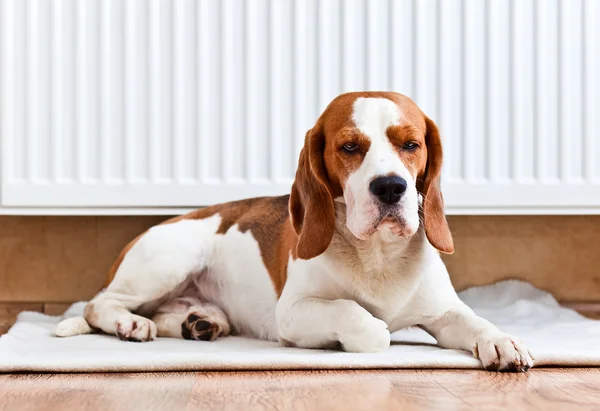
[420,117,454,254]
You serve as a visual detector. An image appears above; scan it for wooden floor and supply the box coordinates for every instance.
[0,369,599,411]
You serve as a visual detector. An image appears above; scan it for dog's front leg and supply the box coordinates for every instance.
[276,297,390,352]
[421,303,533,372]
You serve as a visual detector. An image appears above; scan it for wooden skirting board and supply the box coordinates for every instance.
[562,302,600,320]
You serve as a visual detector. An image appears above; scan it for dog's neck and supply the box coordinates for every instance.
[318,201,430,305]
[329,201,427,275]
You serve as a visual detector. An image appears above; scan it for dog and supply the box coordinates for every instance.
[56,91,533,372]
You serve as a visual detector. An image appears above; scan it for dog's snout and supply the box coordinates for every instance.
[369,176,407,205]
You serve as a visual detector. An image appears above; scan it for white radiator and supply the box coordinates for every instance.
[1,0,599,213]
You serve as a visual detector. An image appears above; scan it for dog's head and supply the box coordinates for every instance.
[289,92,453,259]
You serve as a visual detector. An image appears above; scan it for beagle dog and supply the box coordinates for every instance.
[56,91,533,372]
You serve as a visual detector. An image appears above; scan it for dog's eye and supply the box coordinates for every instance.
[403,141,419,152]
[342,142,359,153]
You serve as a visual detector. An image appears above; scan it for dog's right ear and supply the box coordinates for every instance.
[289,122,335,260]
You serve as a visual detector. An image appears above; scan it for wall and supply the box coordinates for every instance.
[1,215,600,332]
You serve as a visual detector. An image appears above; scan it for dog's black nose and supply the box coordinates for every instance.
[369,176,407,205]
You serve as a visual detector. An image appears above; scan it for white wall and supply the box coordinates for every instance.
[1,0,599,214]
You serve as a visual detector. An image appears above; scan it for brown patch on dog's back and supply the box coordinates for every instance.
[191,196,294,294]
[105,196,297,296]
[224,196,295,294]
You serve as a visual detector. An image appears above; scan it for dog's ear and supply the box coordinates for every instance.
[289,122,335,259]
[420,117,454,254]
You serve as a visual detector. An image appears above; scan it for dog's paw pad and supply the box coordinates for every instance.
[181,313,223,341]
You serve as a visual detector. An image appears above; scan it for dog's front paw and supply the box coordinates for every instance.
[472,334,533,372]
[339,313,390,353]
[116,315,157,342]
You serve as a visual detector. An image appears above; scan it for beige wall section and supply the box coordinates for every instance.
[0,216,166,302]
[443,216,600,302]
[0,215,599,304]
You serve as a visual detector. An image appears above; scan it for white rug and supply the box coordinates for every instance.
[1,280,599,372]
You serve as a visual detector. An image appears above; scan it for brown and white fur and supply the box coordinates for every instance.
[56,92,533,372]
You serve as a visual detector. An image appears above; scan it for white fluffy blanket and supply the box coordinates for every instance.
[1,280,599,372]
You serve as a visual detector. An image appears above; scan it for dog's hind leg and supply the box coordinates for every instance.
[55,316,94,337]
[83,218,220,342]
[152,297,231,341]
[85,292,159,342]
